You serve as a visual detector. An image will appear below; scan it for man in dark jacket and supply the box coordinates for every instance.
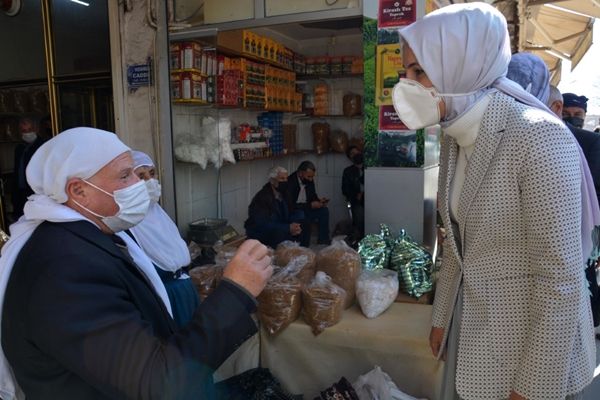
[245,166,302,248]
[342,146,364,239]
[12,117,46,220]
[549,87,600,208]
[1,127,272,400]
[288,161,329,247]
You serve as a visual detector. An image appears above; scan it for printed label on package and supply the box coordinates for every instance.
[379,105,408,131]
[378,0,416,28]
[375,43,404,105]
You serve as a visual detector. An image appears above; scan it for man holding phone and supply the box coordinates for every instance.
[288,161,330,247]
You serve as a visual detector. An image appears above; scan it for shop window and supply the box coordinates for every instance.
[52,0,111,76]
[0,1,47,82]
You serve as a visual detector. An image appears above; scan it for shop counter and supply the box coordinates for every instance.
[260,302,443,399]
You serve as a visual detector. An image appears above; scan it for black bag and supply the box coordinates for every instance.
[585,259,600,327]
[215,368,299,400]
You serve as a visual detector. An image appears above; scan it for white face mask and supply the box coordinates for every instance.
[145,178,161,203]
[74,179,150,232]
[22,132,37,144]
[392,79,442,130]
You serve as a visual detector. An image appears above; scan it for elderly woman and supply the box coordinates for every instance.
[129,151,200,328]
[0,129,271,400]
[392,3,596,400]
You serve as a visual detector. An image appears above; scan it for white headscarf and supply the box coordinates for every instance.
[129,152,191,273]
[399,2,552,127]
[0,128,171,400]
[399,2,600,259]
[132,150,154,170]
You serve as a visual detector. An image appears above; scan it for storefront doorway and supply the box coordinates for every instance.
[0,0,113,231]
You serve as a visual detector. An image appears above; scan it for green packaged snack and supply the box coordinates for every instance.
[389,230,433,298]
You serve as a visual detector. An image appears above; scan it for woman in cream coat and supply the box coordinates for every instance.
[392,3,597,400]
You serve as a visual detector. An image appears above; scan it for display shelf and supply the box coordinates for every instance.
[296,73,363,81]
[216,45,294,72]
[294,114,363,119]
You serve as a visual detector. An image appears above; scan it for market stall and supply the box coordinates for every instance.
[261,303,443,399]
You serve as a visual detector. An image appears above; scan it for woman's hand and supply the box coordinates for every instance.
[429,326,445,358]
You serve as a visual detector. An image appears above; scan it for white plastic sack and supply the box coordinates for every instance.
[356,269,399,319]
[353,366,427,400]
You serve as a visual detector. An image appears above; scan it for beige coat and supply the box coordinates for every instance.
[433,92,596,400]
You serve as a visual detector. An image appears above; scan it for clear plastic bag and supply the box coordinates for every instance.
[356,269,399,319]
[353,366,427,400]
[302,271,346,336]
[274,240,316,284]
[329,129,349,154]
[189,264,224,300]
[316,239,362,308]
[258,256,307,335]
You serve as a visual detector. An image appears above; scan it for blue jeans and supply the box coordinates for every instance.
[299,206,330,247]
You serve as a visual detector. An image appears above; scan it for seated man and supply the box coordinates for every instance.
[342,145,364,240]
[245,166,302,248]
[1,127,272,400]
[288,161,330,247]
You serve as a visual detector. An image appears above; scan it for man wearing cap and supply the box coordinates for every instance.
[0,127,273,400]
[562,92,589,129]
[549,87,600,208]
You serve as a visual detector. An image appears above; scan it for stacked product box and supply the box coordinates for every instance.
[214,70,243,107]
[170,41,218,104]
[257,112,284,155]
[265,65,298,112]
[229,58,265,109]
[303,55,364,76]
[218,29,295,71]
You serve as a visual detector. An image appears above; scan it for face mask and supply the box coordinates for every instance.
[145,178,161,203]
[564,116,584,129]
[352,153,363,165]
[276,181,289,193]
[301,178,311,185]
[392,79,477,130]
[74,180,150,232]
[392,79,442,130]
[21,132,37,144]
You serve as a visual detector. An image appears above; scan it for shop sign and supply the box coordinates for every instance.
[379,105,408,131]
[378,0,415,28]
[127,62,153,88]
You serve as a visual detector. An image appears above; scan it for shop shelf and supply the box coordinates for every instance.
[296,73,363,81]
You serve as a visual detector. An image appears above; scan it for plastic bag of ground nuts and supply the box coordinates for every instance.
[188,264,224,300]
[302,271,346,336]
[316,239,362,308]
[274,241,317,284]
[258,256,307,335]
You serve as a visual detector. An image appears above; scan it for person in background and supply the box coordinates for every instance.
[594,126,600,133]
[12,117,45,220]
[548,86,600,210]
[508,54,600,329]
[562,92,589,129]
[245,166,302,248]
[393,3,597,400]
[288,161,330,247]
[1,127,272,400]
[342,145,364,240]
[129,151,200,328]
